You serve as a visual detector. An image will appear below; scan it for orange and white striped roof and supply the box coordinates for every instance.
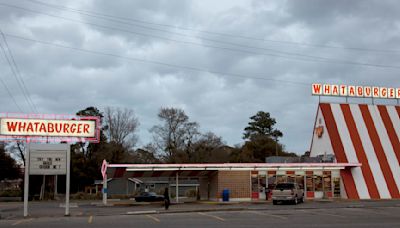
[310,103,400,199]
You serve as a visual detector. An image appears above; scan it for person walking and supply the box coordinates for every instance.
[164,187,170,210]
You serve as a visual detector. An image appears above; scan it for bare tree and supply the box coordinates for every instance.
[7,141,26,166]
[191,132,228,163]
[150,107,199,162]
[104,107,139,148]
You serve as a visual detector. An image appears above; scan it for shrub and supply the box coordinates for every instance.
[0,190,22,197]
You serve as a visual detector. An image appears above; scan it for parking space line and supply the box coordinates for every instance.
[88,215,93,224]
[146,215,160,223]
[12,218,33,226]
[318,212,346,218]
[344,208,387,216]
[308,210,346,218]
[198,212,225,221]
[248,211,288,220]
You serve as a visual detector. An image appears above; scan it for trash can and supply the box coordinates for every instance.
[222,189,230,202]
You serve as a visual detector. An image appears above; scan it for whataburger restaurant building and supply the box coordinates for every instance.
[102,84,400,201]
[3,83,398,202]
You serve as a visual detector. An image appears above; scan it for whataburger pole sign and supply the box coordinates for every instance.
[0,118,97,139]
[312,83,400,99]
[0,114,100,218]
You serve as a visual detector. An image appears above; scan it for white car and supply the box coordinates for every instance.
[272,183,304,205]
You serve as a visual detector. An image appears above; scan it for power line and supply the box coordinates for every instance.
[26,0,400,54]
[3,32,310,86]
[0,29,38,113]
[21,0,400,64]
[1,3,400,70]
[0,42,24,112]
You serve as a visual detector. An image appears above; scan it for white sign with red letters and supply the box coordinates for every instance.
[312,83,400,99]
[0,118,96,137]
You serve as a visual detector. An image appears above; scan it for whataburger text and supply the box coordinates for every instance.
[312,84,400,99]
[0,118,96,137]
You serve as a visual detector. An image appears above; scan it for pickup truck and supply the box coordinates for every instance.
[272,183,304,205]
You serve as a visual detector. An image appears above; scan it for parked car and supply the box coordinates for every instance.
[272,183,304,205]
[134,192,165,202]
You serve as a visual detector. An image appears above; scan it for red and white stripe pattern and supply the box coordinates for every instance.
[312,103,400,199]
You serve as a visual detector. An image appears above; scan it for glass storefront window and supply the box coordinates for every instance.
[268,175,276,190]
[314,175,323,191]
[251,174,258,193]
[287,175,295,183]
[296,175,304,190]
[323,171,332,192]
[306,175,314,192]
[259,175,266,188]
[277,175,286,184]
[333,177,340,197]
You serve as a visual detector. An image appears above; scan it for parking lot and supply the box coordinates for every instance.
[1,201,400,227]
[1,207,400,228]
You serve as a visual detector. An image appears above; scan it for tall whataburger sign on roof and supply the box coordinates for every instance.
[312,83,400,99]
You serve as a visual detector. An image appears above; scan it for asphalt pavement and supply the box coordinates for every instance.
[1,200,400,227]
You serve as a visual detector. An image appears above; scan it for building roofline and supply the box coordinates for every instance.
[106,162,360,171]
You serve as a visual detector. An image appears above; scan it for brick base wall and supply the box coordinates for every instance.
[214,171,251,200]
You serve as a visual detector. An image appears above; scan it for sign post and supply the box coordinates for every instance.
[101,160,108,205]
[23,144,30,217]
[24,144,70,217]
[65,146,71,216]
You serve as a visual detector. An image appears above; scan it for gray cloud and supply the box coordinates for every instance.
[0,0,399,153]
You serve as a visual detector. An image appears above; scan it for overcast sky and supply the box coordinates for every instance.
[0,0,399,154]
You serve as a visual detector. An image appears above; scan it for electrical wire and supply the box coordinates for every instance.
[3,32,310,86]
[0,42,24,112]
[0,29,38,113]
[1,3,400,70]
[26,0,400,54]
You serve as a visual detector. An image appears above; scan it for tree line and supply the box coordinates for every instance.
[1,106,297,192]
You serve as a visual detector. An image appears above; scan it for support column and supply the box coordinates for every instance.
[55,175,58,195]
[103,174,107,205]
[65,146,71,216]
[23,144,30,217]
[176,172,179,203]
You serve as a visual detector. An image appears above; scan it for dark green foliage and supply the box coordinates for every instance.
[0,144,21,181]
[230,111,296,162]
[243,111,283,140]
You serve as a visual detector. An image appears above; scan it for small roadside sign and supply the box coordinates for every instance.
[101,159,107,179]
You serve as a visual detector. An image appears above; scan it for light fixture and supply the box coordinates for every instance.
[206,167,230,171]
[255,167,277,171]
[180,167,206,171]
[278,167,301,170]
[324,167,344,170]
[126,168,153,171]
[153,168,179,171]
[230,167,255,171]
[301,167,324,170]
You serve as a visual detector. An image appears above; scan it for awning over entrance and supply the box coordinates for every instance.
[109,162,360,170]
[105,162,361,178]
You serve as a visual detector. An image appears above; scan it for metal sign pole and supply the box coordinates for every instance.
[65,146,71,216]
[23,143,30,217]
[101,160,108,205]
[176,172,179,203]
[103,174,107,205]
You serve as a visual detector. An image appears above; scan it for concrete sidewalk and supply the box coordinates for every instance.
[1,199,399,220]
